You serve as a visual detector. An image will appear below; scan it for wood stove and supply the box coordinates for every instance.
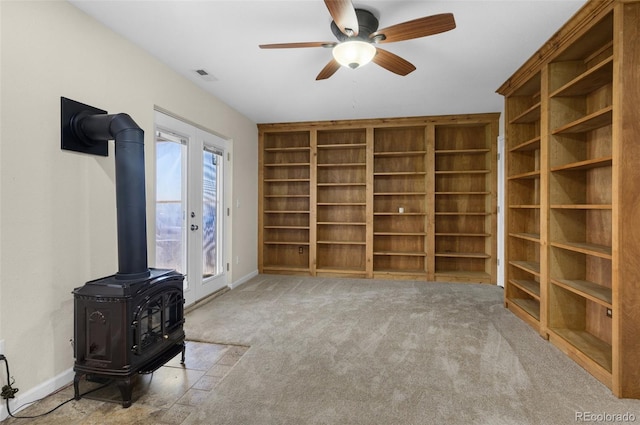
[73,269,185,407]
[62,98,186,407]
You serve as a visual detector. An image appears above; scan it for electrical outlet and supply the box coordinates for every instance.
[0,339,5,355]
[299,246,304,254]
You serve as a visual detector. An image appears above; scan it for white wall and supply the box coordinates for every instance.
[0,0,258,410]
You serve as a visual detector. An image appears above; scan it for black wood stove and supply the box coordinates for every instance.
[62,98,186,408]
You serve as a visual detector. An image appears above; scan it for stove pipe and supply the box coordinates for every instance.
[72,112,150,280]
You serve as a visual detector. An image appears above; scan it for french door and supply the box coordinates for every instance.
[154,111,231,306]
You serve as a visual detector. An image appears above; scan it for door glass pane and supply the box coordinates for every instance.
[202,148,223,278]
[155,136,186,275]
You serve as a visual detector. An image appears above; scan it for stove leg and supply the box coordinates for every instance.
[73,373,82,400]
[180,342,186,365]
[116,378,133,408]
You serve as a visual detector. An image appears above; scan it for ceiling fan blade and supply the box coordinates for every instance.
[316,59,341,80]
[372,48,416,76]
[259,42,336,49]
[324,0,359,36]
[371,13,455,43]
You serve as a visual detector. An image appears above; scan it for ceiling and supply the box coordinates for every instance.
[68,0,587,124]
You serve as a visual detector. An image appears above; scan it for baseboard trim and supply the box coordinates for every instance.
[229,269,258,289]
[0,367,74,421]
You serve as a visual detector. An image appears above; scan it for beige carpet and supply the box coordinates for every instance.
[182,274,640,425]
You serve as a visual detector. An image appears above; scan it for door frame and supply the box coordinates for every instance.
[152,109,233,306]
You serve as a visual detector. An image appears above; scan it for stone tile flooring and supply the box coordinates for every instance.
[2,341,248,425]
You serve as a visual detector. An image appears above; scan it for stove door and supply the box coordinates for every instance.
[132,288,184,356]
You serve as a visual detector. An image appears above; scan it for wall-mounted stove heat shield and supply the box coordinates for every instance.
[61,97,109,156]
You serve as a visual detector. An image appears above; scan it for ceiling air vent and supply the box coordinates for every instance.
[194,69,217,82]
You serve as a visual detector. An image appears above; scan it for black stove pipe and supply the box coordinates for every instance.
[72,112,150,280]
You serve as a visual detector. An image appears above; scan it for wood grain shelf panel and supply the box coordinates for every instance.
[549,328,612,373]
[509,137,541,152]
[435,170,490,175]
[509,279,541,299]
[373,251,426,256]
[551,278,612,306]
[509,298,541,321]
[264,241,310,245]
[436,233,490,237]
[551,204,612,210]
[435,149,490,155]
[509,102,541,124]
[552,106,613,134]
[550,56,613,98]
[435,252,490,259]
[550,157,612,172]
[509,232,541,243]
[374,150,427,157]
[509,260,541,276]
[317,143,367,149]
[508,170,541,180]
[550,241,612,259]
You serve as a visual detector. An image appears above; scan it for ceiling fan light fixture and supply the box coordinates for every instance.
[332,41,376,69]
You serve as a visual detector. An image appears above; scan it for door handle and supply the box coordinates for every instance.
[190,224,199,231]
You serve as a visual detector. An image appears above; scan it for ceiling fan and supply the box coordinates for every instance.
[259,0,456,80]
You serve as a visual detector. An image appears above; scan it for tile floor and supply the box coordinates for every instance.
[2,341,248,425]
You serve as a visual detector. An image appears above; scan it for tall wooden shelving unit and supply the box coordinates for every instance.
[434,124,497,284]
[499,0,640,398]
[316,129,368,277]
[259,113,499,285]
[373,127,429,279]
[259,131,312,274]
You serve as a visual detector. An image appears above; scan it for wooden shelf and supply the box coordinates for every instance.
[317,143,367,149]
[509,279,540,299]
[551,204,612,210]
[509,298,541,321]
[509,232,541,243]
[264,147,310,152]
[435,170,490,175]
[549,328,612,373]
[373,251,426,257]
[509,102,541,124]
[435,252,490,259]
[550,56,613,98]
[374,172,427,176]
[509,260,540,276]
[435,149,490,155]
[508,170,540,180]
[317,163,365,167]
[550,241,612,259]
[264,225,310,229]
[374,150,427,157]
[317,182,366,187]
[509,137,541,152]
[551,278,612,306]
[436,211,490,216]
[552,106,613,135]
[550,157,612,172]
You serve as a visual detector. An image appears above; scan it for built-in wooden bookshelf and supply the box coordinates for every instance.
[434,124,496,284]
[316,129,368,277]
[373,126,428,279]
[259,131,311,274]
[259,113,499,284]
[498,0,640,398]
